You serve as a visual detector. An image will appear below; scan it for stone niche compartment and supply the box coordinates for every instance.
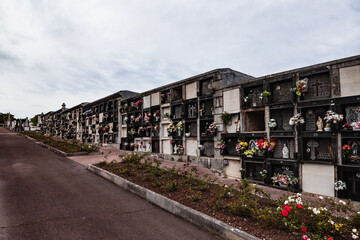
[242,161,265,183]
[151,139,160,153]
[223,89,240,113]
[240,133,267,158]
[336,96,360,127]
[162,139,171,155]
[300,71,331,101]
[270,79,295,104]
[151,106,161,123]
[171,139,183,155]
[185,120,197,137]
[337,166,360,201]
[143,95,151,109]
[266,160,299,187]
[184,100,198,119]
[269,107,294,132]
[185,82,197,100]
[199,78,215,96]
[185,139,197,157]
[342,137,360,165]
[171,86,183,102]
[302,163,335,197]
[160,90,171,104]
[301,135,336,163]
[200,140,214,157]
[200,119,214,137]
[221,134,239,156]
[151,92,160,106]
[171,103,183,120]
[224,159,242,179]
[244,108,265,132]
[242,84,264,108]
[199,98,213,119]
[270,137,296,160]
[297,101,334,132]
[120,138,130,150]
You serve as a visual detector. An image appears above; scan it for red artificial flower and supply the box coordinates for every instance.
[281,210,289,217]
[284,205,291,212]
[296,204,303,209]
[301,227,307,232]
[234,121,238,124]
[328,238,333,240]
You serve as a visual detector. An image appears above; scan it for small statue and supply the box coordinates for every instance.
[173,144,177,154]
[282,144,289,159]
[236,121,241,132]
[316,116,323,132]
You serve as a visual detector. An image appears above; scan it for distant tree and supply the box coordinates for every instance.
[30,115,39,126]
[0,113,14,123]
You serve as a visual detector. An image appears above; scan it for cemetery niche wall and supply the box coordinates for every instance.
[37,55,360,201]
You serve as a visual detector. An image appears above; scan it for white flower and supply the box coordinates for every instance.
[296,197,302,205]
[329,220,334,225]
[318,196,324,200]
[284,200,289,205]
[277,207,280,211]
[296,193,302,197]
[352,233,359,239]
[312,208,320,214]
[339,200,346,205]
[353,229,358,233]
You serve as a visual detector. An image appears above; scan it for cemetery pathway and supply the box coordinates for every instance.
[0,128,220,240]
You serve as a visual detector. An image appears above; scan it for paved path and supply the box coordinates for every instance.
[0,128,220,240]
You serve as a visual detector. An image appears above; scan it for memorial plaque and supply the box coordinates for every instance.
[272,81,293,103]
[247,87,263,107]
[306,139,319,160]
[201,79,214,96]
[245,163,263,182]
[173,105,182,119]
[203,141,214,157]
[305,110,317,131]
[345,106,360,124]
[303,73,331,100]
[271,109,293,131]
[348,140,360,164]
[273,164,295,177]
[188,122,197,136]
[187,103,197,118]
[317,145,332,160]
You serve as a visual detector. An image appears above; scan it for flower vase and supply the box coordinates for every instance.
[246,155,253,158]
[324,122,332,131]
[257,151,264,157]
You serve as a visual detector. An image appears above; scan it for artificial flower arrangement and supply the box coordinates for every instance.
[260,169,268,178]
[135,115,142,123]
[166,123,176,135]
[123,116,128,123]
[154,125,159,132]
[291,78,308,96]
[236,141,248,154]
[342,144,351,158]
[324,110,343,127]
[216,139,226,150]
[177,145,184,154]
[144,112,151,123]
[163,113,170,119]
[176,121,184,131]
[135,100,142,109]
[243,96,249,102]
[129,102,135,111]
[343,123,351,130]
[207,122,218,134]
[146,125,152,131]
[268,119,277,128]
[160,93,165,98]
[103,125,109,132]
[351,122,360,130]
[129,128,137,135]
[130,115,135,122]
[334,180,346,191]
[124,142,128,147]
[153,111,160,119]
[137,126,145,135]
[271,173,299,187]
[243,149,255,156]
[260,91,271,99]
[134,143,139,150]
[289,113,305,126]
[130,142,135,149]
[148,139,152,144]
[198,145,205,151]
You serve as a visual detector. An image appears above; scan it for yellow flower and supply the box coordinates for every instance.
[335,223,343,231]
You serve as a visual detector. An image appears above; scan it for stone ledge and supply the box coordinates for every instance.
[87,164,260,240]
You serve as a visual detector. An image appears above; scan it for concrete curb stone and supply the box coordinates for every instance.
[87,164,261,240]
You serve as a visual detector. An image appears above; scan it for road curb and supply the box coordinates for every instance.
[20,134,103,157]
[87,164,260,240]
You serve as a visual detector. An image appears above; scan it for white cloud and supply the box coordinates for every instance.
[0,0,359,117]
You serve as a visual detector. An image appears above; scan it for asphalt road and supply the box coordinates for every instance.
[0,128,220,240]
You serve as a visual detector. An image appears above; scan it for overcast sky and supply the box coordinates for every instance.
[0,0,359,118]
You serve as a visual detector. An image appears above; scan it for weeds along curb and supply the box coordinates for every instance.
[20,134,103,157]
[87,164,260,240]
